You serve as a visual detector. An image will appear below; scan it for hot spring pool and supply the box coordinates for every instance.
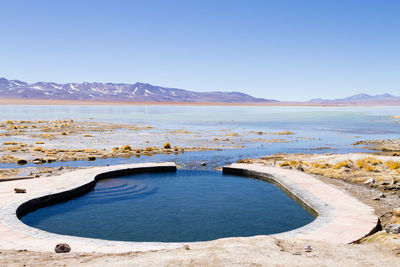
[21,170,315,242]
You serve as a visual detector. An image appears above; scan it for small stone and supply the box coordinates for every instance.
[14,188,26,193]
[379,193,386,198]
[372,197,380,201]
[296,165,304,172]
[394,208,400,217]
[200,162,207,166]
[364,178,375,185]
[304,245,312,252]
[55,243,71,253]
[384,224,400,234]
[88,156,96,161]
[292,252,302,256]
[32,158,46,164]
[183,245,190,250]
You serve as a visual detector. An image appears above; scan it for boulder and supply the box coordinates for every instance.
[55,243,71,253]
[384,224,400,234]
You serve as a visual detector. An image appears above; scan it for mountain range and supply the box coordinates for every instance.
[309,93,400,104]
[0,78,399,104]
[0,78,274,103]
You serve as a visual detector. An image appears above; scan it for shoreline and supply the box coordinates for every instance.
[1,98,400,106]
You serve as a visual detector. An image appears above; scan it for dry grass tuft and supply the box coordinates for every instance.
[385,160,400,170]
[163,142,171,149]
[121,145,132,151]
[333,160,353,169]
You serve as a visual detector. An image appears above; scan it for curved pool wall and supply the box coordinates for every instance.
[16,164,177,219]
[20,170,315,242]
[0,162,379,253]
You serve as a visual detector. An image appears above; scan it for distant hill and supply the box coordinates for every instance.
[309,93,400,104]
[0,78,276,103]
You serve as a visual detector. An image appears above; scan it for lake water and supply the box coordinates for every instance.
[21,170,315,242]
[1,105,399,169]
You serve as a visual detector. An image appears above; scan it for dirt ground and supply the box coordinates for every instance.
[0,236,399,267]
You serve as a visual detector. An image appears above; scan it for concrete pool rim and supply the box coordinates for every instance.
[0,162,379,252]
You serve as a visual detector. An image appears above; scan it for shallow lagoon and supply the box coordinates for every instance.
[1,105,399,169]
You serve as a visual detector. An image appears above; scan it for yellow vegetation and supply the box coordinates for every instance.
[266,130,294,135]
[163,142,171,149]
[333,160,353,169]
[385,160,400,170]
[3,142,19,145]
[355,157,382,172]
[310,162,332,169]
[33,147,45,152]
[279,160,302,168]
[35,141,45,144]
[121,145,132,151]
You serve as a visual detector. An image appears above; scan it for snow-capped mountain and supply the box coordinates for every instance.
[309,93,400,104]
[0,78,276,103]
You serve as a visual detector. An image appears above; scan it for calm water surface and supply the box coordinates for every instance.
[21,170,315,242]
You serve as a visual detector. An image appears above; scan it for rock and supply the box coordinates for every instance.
[295,165,304,172]
[17,159,27,165]
[384,224,400,234]
[88,156,96,161]
[183,244,190,250]
[200,162,207,166]
[14,188,26,193]
[364,178,375,185]
[394,208,400,217]
[304,245,312,252]
[379,193,386,198]
[55,243,71,253]
[372,197,380,201]
[32,158,46,164]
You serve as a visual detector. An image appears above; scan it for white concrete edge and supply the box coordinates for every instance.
[0,162,379,252]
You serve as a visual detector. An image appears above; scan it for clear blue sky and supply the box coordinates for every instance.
[1,0,399,101]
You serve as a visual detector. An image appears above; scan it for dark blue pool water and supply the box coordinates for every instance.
[21,170,314,242]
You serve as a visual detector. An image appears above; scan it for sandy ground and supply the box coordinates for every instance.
[0,236,399,267]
